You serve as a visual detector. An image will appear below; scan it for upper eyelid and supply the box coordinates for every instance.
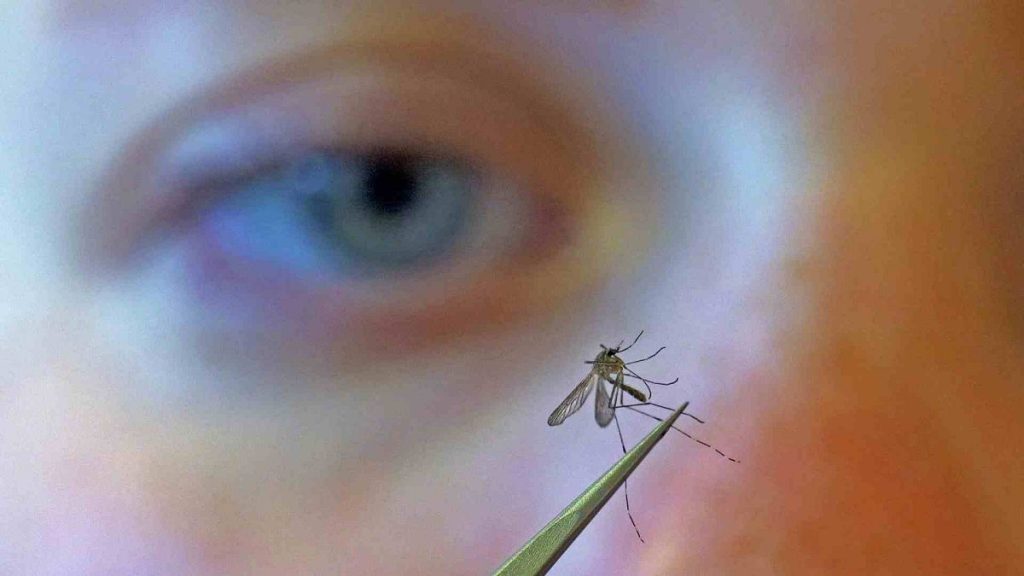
[161,71,563,185]
[156,60,594,246]
[172,40,597,163]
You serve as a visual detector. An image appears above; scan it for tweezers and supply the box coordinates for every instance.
[492,402,688,575]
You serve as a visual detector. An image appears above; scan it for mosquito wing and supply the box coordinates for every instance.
[594,377,615,428]
[547,372,598,426]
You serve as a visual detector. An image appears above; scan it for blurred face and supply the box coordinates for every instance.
[2,1,1021,574]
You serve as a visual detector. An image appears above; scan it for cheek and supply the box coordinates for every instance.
[633,198,1019,573]
[646,24,1024,576]
[0,320,199,573]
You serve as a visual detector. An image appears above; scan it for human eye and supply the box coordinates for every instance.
[204,148,479,272]
[85,39,655,359]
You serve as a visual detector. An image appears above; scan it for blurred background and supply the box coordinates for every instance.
[1,1,1021,574]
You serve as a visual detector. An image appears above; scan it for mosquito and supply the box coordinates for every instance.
[546,331,679,429]
[547,331,739,542]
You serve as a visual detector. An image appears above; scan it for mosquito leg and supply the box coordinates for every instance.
[624,374,652,399]
[626,346,666,365]
[611,377,630,412]
[613,409,645,543]
[615,401,706,424]
[609,372,653,400]
[623,406,740,463]
[623,366,678,387]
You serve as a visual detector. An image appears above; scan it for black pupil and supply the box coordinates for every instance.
[362,154,419,216]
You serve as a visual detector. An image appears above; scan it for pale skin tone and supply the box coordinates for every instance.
[2,1,1022,574]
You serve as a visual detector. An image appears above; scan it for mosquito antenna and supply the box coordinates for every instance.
[622,406,740,463]
[612,408,644,543]
[617,330,644,354]
[626,346,666,365]
[623,366,678,387]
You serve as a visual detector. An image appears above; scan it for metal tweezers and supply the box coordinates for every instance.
[492,403,688,575]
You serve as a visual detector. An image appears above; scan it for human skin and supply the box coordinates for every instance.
[1,1,1021,574]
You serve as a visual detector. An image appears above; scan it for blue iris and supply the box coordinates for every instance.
[205,149,476,277]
